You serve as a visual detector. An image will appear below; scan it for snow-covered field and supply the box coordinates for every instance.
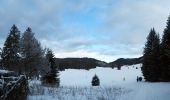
[60,64,142,86]
[27,64,170,100]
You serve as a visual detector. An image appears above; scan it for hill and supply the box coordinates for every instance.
[54,57,143,70]
[109,57,143,69]
[55,57,108,70]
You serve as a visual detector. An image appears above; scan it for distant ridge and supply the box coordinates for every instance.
[109,57,143,69]
[54,57,108,70]
[54,57,142,70]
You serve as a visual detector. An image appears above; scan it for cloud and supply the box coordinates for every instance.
[0,0,169,62]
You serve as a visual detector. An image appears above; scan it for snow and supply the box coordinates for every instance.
[29,79,41,87]
[28,64,170,100]
[0,70,10,74]
[60,64,142,86]
[28,86,129,100]
[117,82,170,100]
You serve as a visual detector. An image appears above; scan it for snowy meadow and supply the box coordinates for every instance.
[27,64,170,100]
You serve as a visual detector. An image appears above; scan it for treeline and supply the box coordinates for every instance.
[55,58,108,70]
[0,25,59,84]
[142,15,170,82]
[55,57,142,70]
[109,57,143,70]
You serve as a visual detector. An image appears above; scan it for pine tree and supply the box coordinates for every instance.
[160,15,170,81]
[46,49,56,73]
[20,27,44,78]
[1,25,21,71]
[91,74,100,86]
[151,33,160,81]
[142,28,160,82]
[42,49,60,86]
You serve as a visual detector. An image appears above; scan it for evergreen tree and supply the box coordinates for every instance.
[1,25,21,71]
[151,33,161,81]
[142,28,160,82]
[91,74,100,86]
[160,15,170,81]
[20,27,44,78]
[46,49,56,73]
[42,49,60,86]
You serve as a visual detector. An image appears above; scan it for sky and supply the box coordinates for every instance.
[0,0,170,62]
